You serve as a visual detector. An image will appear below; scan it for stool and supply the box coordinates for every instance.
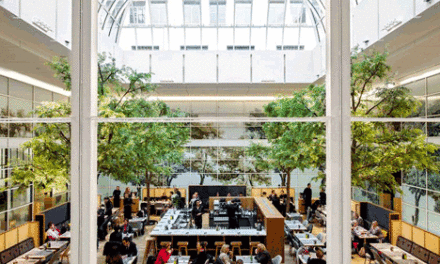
[198,241,208,253]
[231,241,242,256]
[177,241,189,256]
[160,241,171,248]
[249,242,259,255]
[215,241,225,259]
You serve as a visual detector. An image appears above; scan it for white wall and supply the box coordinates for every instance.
[122,50,321,84]
[0,0,71,48]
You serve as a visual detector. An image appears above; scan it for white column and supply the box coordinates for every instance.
[325,0,352,263]
[71,0,98,263]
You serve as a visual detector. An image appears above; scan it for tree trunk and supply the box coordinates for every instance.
[281,174,287,187]
[286,171,291,215]
[200,174,205,185]
[413,190,422,225]
[146,170,151,224]
[249,175,254,187]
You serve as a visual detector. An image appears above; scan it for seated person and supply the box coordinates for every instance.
[288,197,296,213]
[352,212,363,227]
[160,192,168,200]
[214,244,232,264]
[121,237,138,263]
[47,222,60,241]
[137,208,147,218]
[110,226,123,243]
[255,243,272,264]
[307,249,326,264]
[368,221,384,242]
[155,243,173,264]
[192,242,213,264]
[121,218,134,234]
[103,241,124,264]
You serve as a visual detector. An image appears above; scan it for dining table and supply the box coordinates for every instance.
[40,240,69,250]
[285,220,307,233]
[294,233,325,247]
[235,255,259,264]
[59,231,71,240]
[370,243,425,264]
[166,255,190,264]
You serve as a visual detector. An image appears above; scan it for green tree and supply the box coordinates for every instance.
[7,54,190,195]
[247,50,440,205]
[247,85,326,213]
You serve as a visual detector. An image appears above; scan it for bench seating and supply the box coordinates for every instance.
[0,238,34,264]
[396,236,439,263]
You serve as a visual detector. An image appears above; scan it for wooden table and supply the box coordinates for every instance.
[59,231,71,240]
[352,226,379,244]
[7,259,40,264]
[40,240,69,250]
[19,248,55,260]
[370,243,425,264]
[285,220,307,233]
[166,256,190,264]
[235,255,259,264]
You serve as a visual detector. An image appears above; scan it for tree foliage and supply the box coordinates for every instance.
[7,54,190,192]
[247,50,440,198]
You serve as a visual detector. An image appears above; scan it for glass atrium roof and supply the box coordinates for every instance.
[98,0,326,51]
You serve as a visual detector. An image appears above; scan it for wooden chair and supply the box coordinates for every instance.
[60,244,71,263]
[142,238,156,264]
[47,249,63,264]
[249,242,259,255]
[231,241,242,256]
[214,241,225,259]
[177,241,189,256]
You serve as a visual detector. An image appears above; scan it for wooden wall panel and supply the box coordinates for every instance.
[412,226,425,246]
[5,228,17,248]
[379,193,392,209]
[425,232,440,254]
[351,200,360,215]
[390,220,402,245]
[251,187,294,199]
[18,225,29,242]
[0,233,5,251]
[28,222,40,246]
[402,222,413,240]
[394,197,402,213]
[142,188,187,200]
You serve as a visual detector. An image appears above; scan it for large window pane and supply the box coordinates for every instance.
[428,212,440,236]
[9,205,31,229]
[34,87,53,102]
[0,191,7,212]
[8,80,32,100]
[0,76,7,96]
[427,95,440,117]
[428,191,440,214]
[427,74,440,95]
[402,185,427,209]
[11,188,31,209]
[402,204,427,230]
[0,213,6,232]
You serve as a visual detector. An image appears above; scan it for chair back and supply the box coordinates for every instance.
[316,233,323,241]
[372,250,386,264]
[306,224,313,233]
[272,255,282,264]
[302,220,309,227]
[47,249,63,264]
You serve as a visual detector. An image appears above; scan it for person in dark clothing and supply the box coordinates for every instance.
[113,186,121,208]
[122,237,138,258]
[225,199,240,229]
[110,226,123,243]
[288,197,296,213]
[319,188,326,206]
[104,197,113,217]
[307,249,326,264]
[303,183,312,213]
[271,194,281,213]
[193,242,213,264]
[192,200,204,229]
[123,192,133,220]
[121,218,134,234]
[174,188,183,209]
[103,240,124,264]
[255,244,272,264]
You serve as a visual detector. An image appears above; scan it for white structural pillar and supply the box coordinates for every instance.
[325,0,351,263]
[71,0,98,263]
